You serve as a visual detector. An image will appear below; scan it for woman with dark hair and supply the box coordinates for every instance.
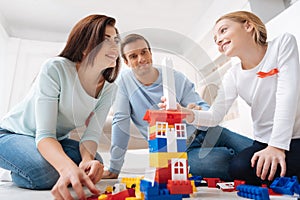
[0,14,120,199]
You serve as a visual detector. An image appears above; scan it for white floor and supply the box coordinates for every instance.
[0,149,298,200]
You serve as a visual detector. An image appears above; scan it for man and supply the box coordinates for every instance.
[102,34,252,180]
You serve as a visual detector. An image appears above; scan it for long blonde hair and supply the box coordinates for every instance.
[216,11,267,46]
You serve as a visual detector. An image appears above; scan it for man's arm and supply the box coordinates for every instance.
[103,80,132,178]
[174,70,210,110]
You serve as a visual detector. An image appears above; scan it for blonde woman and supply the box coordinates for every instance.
[173,11,300,185]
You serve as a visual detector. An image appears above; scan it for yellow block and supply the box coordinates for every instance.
[148,125,174,134]
[98,194,107,200]
[149,152,187,168]
[121,176,144,198]
[191,180,197,192]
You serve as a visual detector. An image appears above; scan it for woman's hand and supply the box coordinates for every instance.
[51,164,100,200]
[158,96,197,124]
[251,146,286,181]
[187,103,202,111]
[102,170,119,179]
[79,160,104,184]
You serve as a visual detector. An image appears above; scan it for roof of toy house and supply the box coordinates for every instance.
[143,109,188,125]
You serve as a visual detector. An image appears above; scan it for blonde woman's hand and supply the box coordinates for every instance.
[251,146,286,181]
[187,103,202,110]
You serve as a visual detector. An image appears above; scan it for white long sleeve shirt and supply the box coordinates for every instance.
[192,33,300,150]
[0,57,117,145]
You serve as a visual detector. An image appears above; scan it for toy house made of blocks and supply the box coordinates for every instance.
[142,109,193,199]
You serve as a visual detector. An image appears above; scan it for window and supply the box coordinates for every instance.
[174,161,184,174]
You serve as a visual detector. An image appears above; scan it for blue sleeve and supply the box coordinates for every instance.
[175,71,210,110]
[196,100,210,111]
[109,78,131,174]
[174,70,210,131]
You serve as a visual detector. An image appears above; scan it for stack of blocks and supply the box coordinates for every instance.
[125,57,193,200]
[142,109,193,200]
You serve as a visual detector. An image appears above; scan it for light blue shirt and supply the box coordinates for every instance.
[109,67,209,173]
[0,57,117,146]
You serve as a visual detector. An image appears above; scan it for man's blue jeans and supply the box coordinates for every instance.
[0,129,103,190]
[186,126,253,181]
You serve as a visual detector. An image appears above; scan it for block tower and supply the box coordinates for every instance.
[140,58,193,200]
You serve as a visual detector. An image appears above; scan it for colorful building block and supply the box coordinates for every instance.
[140,179,159,196]
[203,177,222,188]
[176,139,186,152]
[161,57,177,110]
[236,184,270,200]
[216,182,235,192]
[167,180,193,194]
[270,176,299,195]
[234,180,246,190]
[155,166,171,184]
[143,110,187,126]
[188,175,203,187]
[149,152,187,168]
[148,138,168,152]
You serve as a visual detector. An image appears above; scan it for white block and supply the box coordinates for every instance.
[161,57,177,110]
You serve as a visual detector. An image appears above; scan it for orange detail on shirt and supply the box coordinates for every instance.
[257,68,279,78]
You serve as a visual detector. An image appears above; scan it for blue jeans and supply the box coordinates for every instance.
[0,129,103,190]
[186,126,253,181]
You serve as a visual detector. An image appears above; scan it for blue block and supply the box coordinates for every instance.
[141,180,183,200]
[144,194,182,200]
[270,176,299,195]
[140,180,159,196]
[176,139,186,152]
[188,175,203,187]
[148,138,167,152]
[158,183,167,189]
[236,184,270,200]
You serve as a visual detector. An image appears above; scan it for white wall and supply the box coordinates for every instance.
[0,21,16,118]
[0,21,64,118]
[266,0,300,49]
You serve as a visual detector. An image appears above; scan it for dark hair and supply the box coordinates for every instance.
[120,34,151,61]
[59,14,120,83]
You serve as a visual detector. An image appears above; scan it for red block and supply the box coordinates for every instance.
[167,180,193,194]
[203,178,222,188]
[155,166,171,184]
[234,180,246,190]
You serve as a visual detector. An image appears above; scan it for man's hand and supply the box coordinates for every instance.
[251,146,286,181]
[102,170,119,179]
[158,96,167,110]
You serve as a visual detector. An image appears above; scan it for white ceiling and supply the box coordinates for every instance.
[0,0,251,76]
[0,0,249,44]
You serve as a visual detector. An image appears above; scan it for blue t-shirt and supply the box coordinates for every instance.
[109,67,209,173]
